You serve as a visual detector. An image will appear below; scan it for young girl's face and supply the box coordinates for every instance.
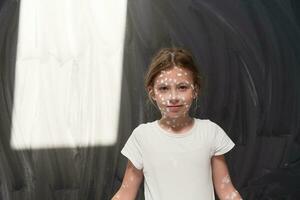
[150,66,197,119]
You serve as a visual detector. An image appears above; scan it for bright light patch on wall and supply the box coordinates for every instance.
[10,0,127,149]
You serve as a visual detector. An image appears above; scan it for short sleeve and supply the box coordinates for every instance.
[121,129,143,170]
[211,123,235,156]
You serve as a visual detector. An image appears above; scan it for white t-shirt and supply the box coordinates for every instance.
[121,118,235,200]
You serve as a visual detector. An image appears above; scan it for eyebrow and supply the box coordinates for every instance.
[156,82,190,87]
[176,81,191,85]
[156,83,168,87]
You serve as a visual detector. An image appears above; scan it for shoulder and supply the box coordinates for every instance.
[194,118,220,130]
[194,118,224,139]
[200,119,230,140]
[131,120,157,138]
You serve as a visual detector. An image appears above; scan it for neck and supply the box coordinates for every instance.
[159,115,194,132]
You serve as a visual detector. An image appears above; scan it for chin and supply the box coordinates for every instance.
[164,113,184,118]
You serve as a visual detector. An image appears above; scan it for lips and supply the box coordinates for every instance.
[167,105,183,107]
[166,105,183,112]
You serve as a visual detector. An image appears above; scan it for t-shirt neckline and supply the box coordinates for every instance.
[154,118,198,138]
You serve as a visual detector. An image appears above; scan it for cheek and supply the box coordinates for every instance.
[155,94,168,106]
[156,92,194,105]
[179,92,194,104]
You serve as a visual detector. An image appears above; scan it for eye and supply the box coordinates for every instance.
[178,85,188,90]
[158,86,169,92]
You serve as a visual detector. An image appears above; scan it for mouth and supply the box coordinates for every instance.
[167,105,183,108]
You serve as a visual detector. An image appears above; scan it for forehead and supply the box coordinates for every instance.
[154,66,194,84]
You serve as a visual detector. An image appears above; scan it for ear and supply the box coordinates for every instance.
[147,86,156,101]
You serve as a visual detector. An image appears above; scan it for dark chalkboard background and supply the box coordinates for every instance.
[0,0,300,199]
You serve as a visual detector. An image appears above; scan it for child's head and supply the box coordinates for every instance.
[145,47,202,119]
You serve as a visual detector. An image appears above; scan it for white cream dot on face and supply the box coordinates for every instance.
[184,72,188,76]
[177,73,182,77]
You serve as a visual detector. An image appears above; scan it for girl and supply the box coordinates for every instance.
[112,48,242,200]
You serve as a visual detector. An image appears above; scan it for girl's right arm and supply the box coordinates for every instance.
[111,160,144,200]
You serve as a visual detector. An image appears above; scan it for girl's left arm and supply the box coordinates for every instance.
[211,155,243,200]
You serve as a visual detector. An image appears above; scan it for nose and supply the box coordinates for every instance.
[169,89,179,104]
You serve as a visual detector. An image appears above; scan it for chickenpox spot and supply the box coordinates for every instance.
[224,190,239,200]
[221,175,231,189]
